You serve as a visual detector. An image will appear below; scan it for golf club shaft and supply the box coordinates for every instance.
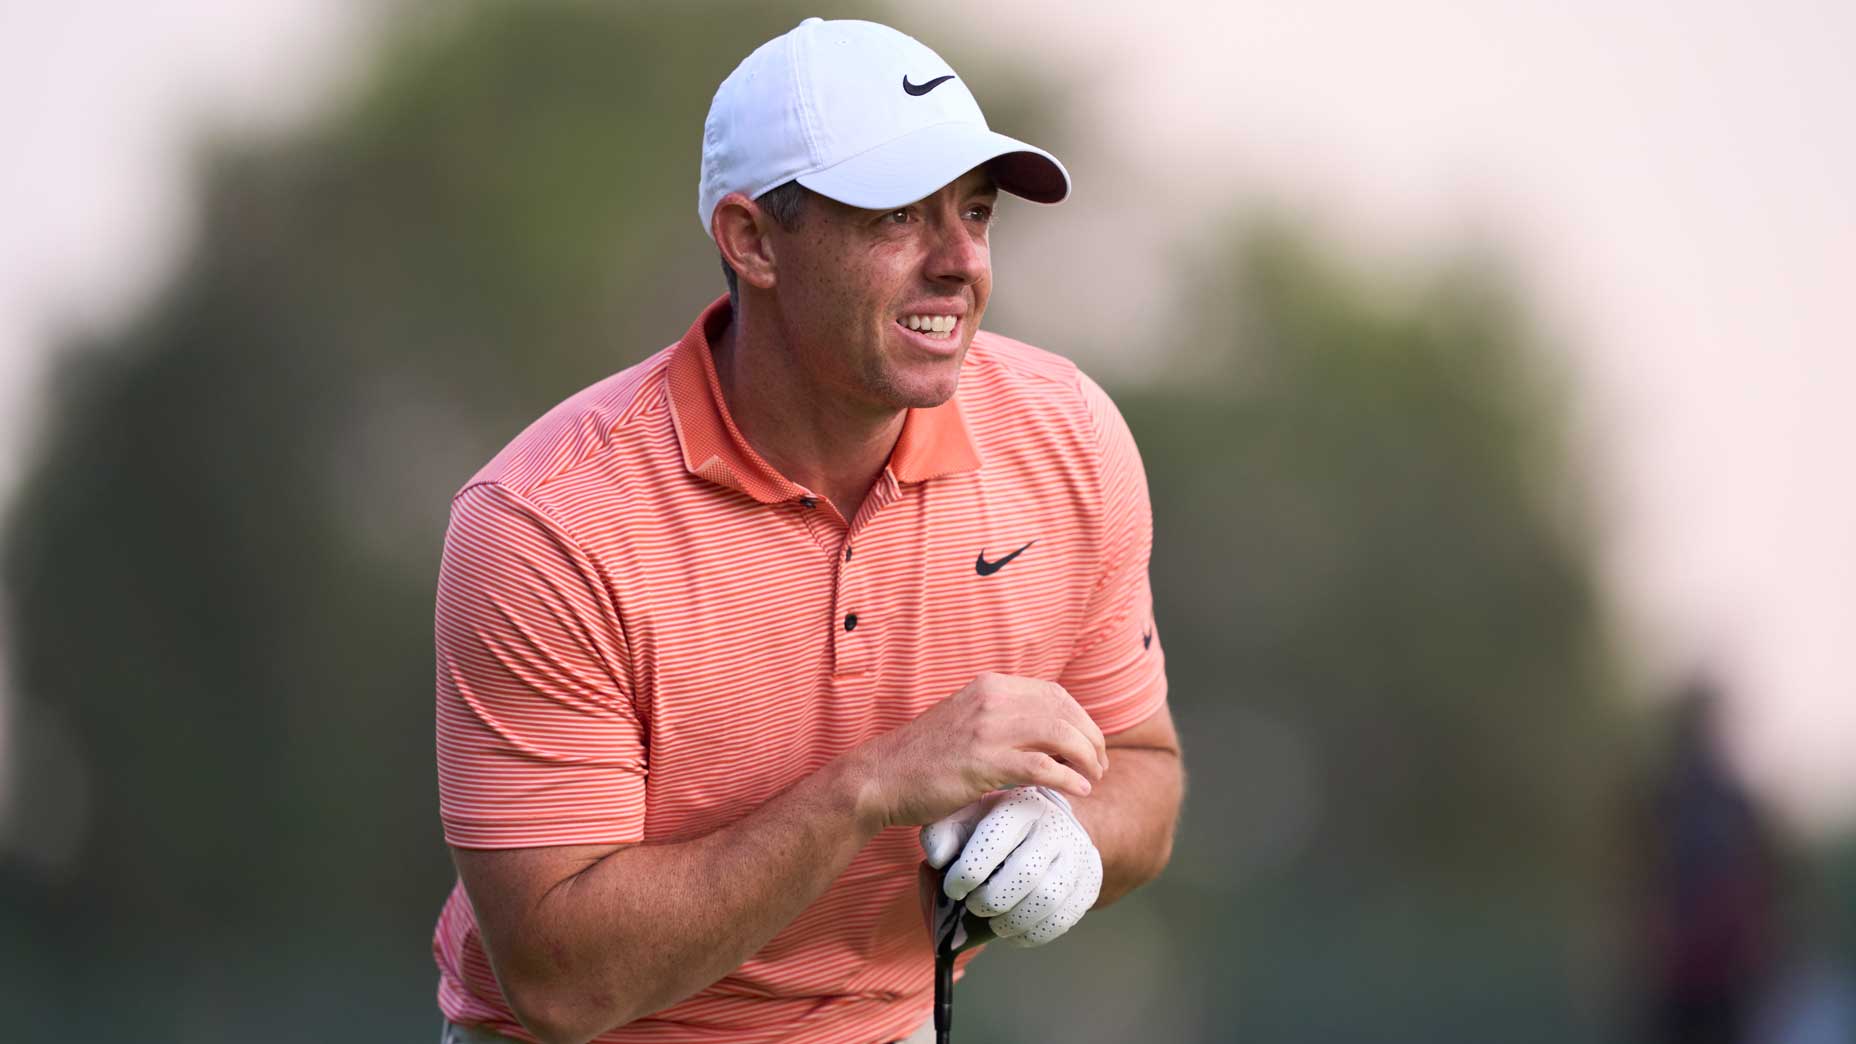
[935,948,952,1043]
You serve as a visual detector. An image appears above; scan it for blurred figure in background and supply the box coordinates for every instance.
[1632,674,1784,1044]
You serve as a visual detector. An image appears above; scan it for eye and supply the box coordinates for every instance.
[965,203,996,224]
[884,208,914,224]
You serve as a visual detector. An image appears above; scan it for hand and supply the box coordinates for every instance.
[858,673,1108,830]
[919,786,1103,948]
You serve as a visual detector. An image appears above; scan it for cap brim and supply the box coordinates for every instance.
[795,122,1069,210]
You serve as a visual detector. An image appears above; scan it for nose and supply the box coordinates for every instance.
[924,211,988,287]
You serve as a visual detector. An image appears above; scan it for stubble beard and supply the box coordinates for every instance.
[867,340,965,411]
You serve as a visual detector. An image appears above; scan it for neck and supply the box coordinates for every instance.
[712,305,904,516]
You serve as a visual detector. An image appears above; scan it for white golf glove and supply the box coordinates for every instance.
[919,786,1103,948]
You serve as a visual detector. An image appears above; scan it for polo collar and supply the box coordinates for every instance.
[666,296,982,504]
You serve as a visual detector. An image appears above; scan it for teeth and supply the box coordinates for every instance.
[900,315,958,338]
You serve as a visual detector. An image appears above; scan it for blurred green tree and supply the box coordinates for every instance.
[956,219,1629,1043]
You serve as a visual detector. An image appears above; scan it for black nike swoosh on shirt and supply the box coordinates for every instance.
[975,541,1034,576]
[903,74,956,96]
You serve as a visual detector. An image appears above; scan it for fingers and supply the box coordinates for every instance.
[919,818,970,871]
[1008,750,1093,800]
[1001,846,1101,948]
[981,676,1106,780]
[872,674,1105,829]
[931,781,1103,950]
[1003,875,1090,947]
[1043,682,1109,777]
[919,795,993,869]
[942,788,1043,901]
[1061,683,1098,772]
[1035,717,1108,784]
[988,850,1074,939]
[964,818,1064,917]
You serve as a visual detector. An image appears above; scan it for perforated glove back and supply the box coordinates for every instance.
[919,786,1102,947]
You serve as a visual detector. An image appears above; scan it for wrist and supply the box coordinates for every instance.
[827,742,890,837]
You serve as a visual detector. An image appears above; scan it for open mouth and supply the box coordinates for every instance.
[896,314,960,341]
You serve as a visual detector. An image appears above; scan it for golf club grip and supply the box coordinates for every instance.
[935,950,953,1043]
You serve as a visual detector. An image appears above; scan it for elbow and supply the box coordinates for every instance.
[504,986,588,1044]
[1148,827,1177,882]
[502,973,640,1044]
[1094,822,1178,909]
[1128,773,1184,893]
[1129,826,1178,897]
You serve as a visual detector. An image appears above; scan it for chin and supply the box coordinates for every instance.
[883,358,963,409]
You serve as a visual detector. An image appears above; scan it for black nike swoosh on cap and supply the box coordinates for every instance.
[902,74,956,96]
[975,540,1034,576]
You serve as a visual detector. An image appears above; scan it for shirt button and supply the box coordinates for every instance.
[800,496,817,509]
[844,613,858,632]
[844,546,853,561]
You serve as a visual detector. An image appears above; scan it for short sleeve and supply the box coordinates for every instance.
[1058,372,1168,736]
[435,482,646,849]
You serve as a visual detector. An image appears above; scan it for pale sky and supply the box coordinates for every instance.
[965,0,1856,832]
[2,1,1851,833]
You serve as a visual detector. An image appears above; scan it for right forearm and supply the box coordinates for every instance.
[499,751,883,1043]
[472,672,1111,1044]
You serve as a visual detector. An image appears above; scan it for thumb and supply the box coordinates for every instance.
[919,796,991,869]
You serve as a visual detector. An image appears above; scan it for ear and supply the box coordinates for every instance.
[713,192,779,293]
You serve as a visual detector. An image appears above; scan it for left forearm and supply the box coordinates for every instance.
[1068,746,1184,907]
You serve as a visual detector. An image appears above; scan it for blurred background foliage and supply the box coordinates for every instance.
[2,1,1844,1041]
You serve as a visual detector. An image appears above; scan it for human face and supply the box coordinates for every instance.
[767,167,997,413]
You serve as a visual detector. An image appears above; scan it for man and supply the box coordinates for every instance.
[432,18,1183,1044]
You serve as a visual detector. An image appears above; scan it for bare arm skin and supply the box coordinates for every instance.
[1066,703,1185,908]
[453,673,1109,1044]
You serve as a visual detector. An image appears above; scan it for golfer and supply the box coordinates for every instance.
[431,18,1183,1044]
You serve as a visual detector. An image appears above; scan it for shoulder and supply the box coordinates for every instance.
[962,329,1139,467]
[455,344,679,513]
[963,328,1084,401]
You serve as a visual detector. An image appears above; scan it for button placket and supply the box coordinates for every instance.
[829,477,907,676]
[830,507,880,677]
[793,490,847,553]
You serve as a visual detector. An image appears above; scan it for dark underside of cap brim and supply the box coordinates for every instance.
[987,151,1068,204]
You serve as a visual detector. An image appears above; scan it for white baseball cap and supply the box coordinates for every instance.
[698,17,1070,238]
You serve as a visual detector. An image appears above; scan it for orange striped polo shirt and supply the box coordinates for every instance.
[432,295,1167,1044]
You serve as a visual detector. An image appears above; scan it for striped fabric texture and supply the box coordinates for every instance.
[433,296,1167,1043]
